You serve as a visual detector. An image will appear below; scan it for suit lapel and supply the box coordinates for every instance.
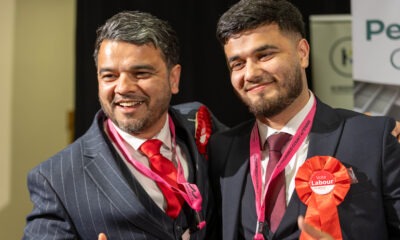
[169,108,202,183]
[307,99,344,158]
[275,99,345,238]
[82,112,172,240]
[221,125,253,240]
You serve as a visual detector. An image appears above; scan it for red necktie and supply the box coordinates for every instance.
[265,132,292,232]
[140,139,184,218]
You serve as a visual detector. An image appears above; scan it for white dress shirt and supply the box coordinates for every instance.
[257,92,315,205]
[107,115,189,212]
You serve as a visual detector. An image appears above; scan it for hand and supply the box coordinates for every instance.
[391,121,400,142]
[98,233,107,240]
[297,216,334,240]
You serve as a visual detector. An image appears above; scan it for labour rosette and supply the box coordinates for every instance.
[295,156,351,240]
[195,105,212,159]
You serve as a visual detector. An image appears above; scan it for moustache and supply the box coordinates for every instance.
[112,94,149,105]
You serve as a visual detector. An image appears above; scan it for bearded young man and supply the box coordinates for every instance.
[209,0,400,239]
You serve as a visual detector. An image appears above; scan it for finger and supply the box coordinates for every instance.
[98,233,107,240]
[391,121,400,142]
[297,216,333,240]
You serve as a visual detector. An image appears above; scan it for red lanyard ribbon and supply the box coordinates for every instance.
[106,117,205,229]
[249,97,316,240]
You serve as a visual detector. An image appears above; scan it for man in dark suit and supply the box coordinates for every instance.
[23,11,225,240]
[209,0,400,239]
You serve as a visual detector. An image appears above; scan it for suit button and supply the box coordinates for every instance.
[175,225,183,238]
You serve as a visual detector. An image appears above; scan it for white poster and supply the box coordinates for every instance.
[352,0,400,85]
[310,15,353,109]
[352,0,400,118]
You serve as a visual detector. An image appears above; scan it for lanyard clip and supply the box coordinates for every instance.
[255,221,265,234]
[253,221,266,240]
[196,211,206,230]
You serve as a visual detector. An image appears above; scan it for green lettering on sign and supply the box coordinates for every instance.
[387,24,400,40]
[366,19,384,40]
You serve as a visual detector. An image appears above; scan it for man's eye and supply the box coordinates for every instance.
[230,62,244,71]
[100,74,117,81]
[136,72,152,79]
[259,53,273,61]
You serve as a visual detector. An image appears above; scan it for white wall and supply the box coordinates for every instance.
[0,0,75,238]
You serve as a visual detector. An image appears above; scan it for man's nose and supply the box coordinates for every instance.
[115,74,137,94]
[244,60,262,82]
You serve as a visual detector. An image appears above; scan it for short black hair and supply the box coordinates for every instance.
[93,11,180,69]
[216,0,305,45]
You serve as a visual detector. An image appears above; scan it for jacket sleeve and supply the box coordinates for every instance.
[23,167,77,240]
[381,118,400,237]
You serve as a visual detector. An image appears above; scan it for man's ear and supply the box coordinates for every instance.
[298,38,310,68]
[169,64,181,94]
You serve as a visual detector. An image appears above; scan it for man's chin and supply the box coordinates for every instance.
[118,122,145,134]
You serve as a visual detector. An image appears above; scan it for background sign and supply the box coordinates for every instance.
[352,0,400,85]
[310,15,353,109]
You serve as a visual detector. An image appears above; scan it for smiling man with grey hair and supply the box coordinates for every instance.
[23,11,225,240]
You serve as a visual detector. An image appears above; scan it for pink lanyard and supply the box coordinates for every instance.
[106,117,206,229]
[250,98,316,240]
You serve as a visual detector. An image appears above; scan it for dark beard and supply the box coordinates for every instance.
[100,92,171,135]
[244,66,303,118]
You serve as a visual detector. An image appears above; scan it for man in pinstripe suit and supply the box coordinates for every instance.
[23,11,225,240]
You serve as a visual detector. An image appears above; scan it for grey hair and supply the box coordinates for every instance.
[216,0,306,45]
[93,11,180,69]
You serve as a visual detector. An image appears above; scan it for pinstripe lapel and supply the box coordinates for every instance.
[169,107,207,194]
[82,112,172,240]
[169,107,212,235]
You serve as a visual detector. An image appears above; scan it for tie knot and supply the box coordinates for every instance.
[140,139,163,158]
[267,132,291,152]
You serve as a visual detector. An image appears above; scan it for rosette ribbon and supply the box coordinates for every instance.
[195,105,212,158]
[295,156,351,240]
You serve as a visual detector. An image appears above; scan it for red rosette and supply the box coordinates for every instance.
[195,105,212,159]
[295,156,351,240]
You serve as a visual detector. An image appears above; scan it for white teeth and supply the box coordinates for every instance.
[119,101,143,107]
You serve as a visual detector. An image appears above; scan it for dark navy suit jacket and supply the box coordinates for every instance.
[209,99,400,240]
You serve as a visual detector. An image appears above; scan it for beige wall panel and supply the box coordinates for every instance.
[0,0,75,238]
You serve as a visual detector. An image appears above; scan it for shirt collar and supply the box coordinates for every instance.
[112,115,172,151]
[257,91,315,143]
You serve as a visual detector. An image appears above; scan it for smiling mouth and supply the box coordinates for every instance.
[245,79,275,92]
[247,85,264,92]
[117,101,145,107]
[246,83,270,93]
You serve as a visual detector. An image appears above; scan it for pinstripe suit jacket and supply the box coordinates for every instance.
[23,103,224,240]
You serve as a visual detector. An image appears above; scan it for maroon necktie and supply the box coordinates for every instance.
[265,132,292,232]
[140,139,183,218]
